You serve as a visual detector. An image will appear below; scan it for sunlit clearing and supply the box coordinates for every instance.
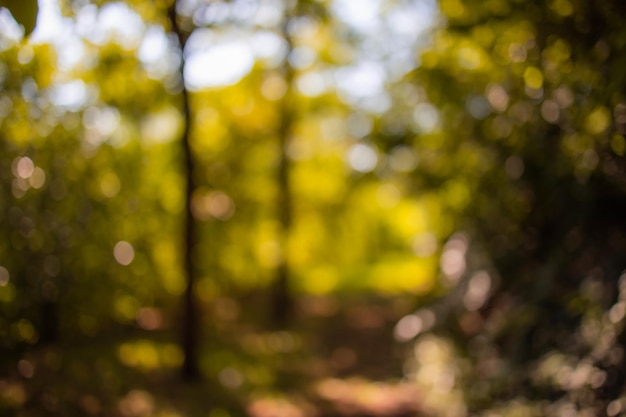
[347,143,378,173]
[185,42,254,90]
[0,266,9,286]
[114,241,135,266]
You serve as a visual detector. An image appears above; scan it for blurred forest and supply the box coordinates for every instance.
[2,0,626,416]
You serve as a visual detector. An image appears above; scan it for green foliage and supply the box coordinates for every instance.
[401,0,626,414]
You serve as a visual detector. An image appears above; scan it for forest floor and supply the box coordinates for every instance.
[0,293,426,417]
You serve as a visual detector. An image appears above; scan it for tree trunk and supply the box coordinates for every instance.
[168,3,200,381]
[272,15,295,327]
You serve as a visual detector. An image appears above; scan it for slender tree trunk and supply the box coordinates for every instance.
[272,16,295,326]
[168,3,200,380]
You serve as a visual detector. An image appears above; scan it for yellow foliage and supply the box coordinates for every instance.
[611,134,625,156]
[288,220,322,268]
[370,257,436,294]
[113,294,138,322]
[585,106,611,135]
[14,319,37,343]
[523,67,544,89]
[291,158,347,203]
[301,265,339,294]
[443,180,471,211]
[440,0,466,19]
[152,240,184,295]
[457,46,483,70]
[550,0,574,17]
[0,282,16,302]
[193,108,230,154]
[118,340,182,371]
[386,201,430,240]
[158,174,184,214]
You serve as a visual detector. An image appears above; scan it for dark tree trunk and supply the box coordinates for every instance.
[168,3,200,381]
[272,16,295,327]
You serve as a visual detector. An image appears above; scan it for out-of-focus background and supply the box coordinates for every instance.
[2,0,626,416]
